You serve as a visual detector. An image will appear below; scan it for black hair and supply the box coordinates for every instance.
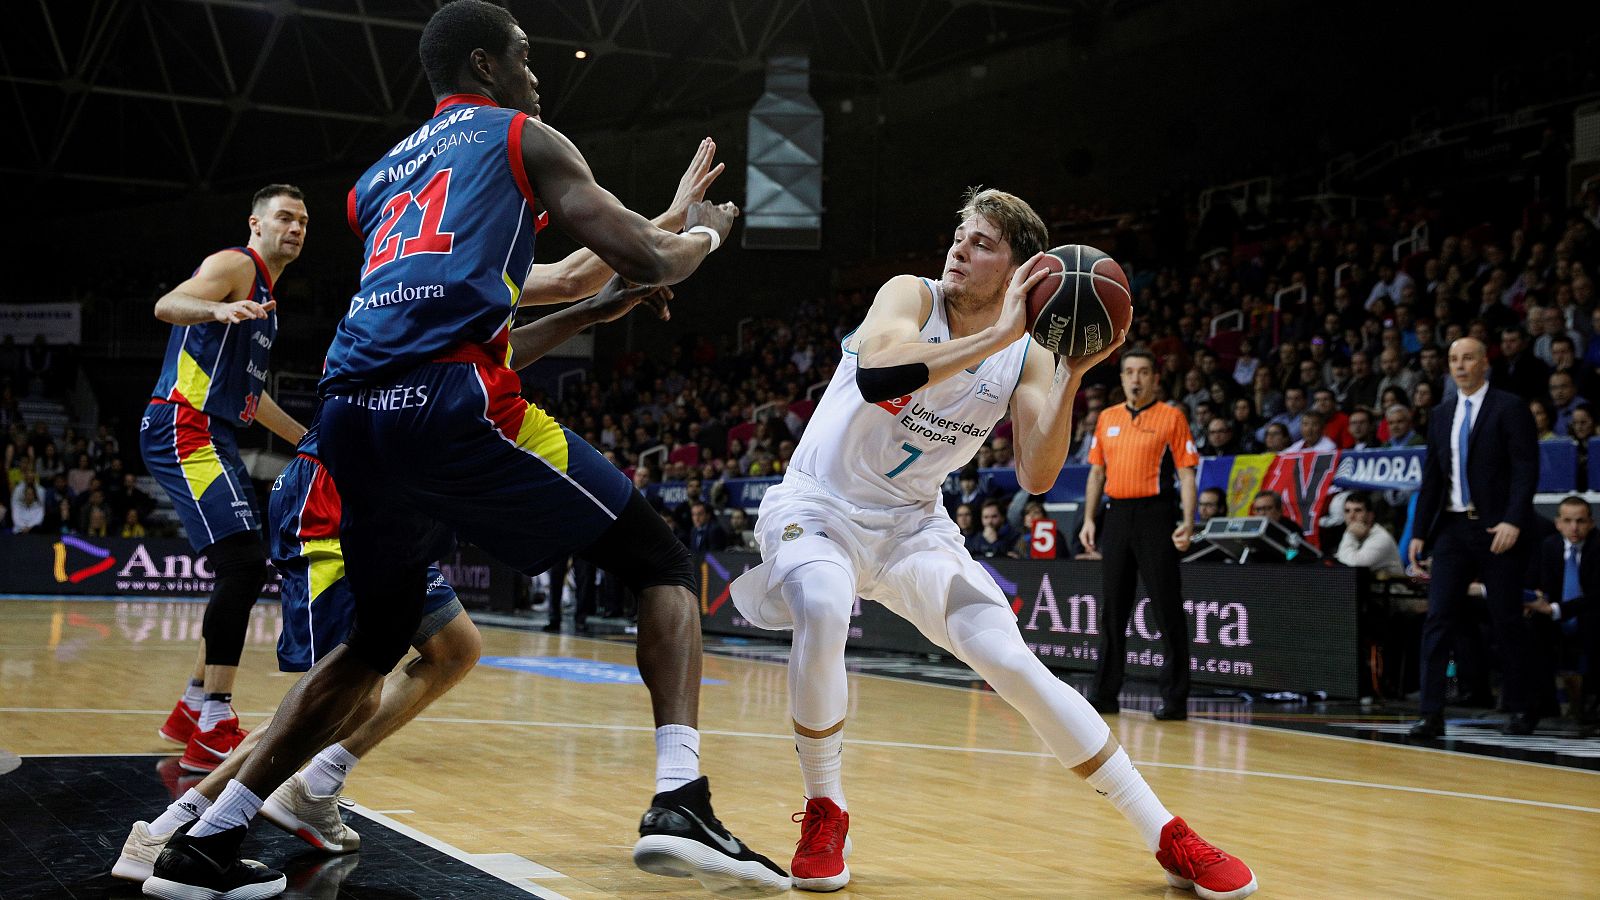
[1343,491,1372,511]
[419,0,519,97]
[1120,349,1157,368]
[251,183,303,212]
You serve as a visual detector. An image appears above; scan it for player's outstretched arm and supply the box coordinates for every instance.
[509,276,672,370]
[853,263,1048,402]
[1008,328,1126,495]
[520,138,726,306]
[519,120,735,287]
[153,252,269,326]
[254,391,308,444]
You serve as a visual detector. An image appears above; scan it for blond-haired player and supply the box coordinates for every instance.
[732,188,1257,898]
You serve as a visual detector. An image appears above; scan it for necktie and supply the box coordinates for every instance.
[1564,546,1582,602]
[1458,398,1473,509]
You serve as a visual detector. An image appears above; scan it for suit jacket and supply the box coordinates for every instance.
[689,522,730,553]
[1415,386,1538,547]
[1491,350,1550,401]
[1536,531,1600,622]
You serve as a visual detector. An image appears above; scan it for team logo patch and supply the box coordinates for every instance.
[782,523,804,542]
[1108,426,1121,437]
[875,395,913,415]
[974,381,1001,404]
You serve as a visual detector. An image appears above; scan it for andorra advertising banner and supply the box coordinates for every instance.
[698,552,1360,698]
[0,535,281,598]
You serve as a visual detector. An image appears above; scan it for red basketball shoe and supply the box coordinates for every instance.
[791,797,851,892]
[1156,816,1257,899]
[158,699,198,746]
[178,717,248,773]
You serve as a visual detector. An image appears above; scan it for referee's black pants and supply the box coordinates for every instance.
[1088,496,1190,706]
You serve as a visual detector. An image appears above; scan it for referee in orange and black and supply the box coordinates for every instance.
[1079,348,1199,721]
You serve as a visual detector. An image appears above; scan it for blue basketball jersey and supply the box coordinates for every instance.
[322,93,543,395]
[150,246,277,425]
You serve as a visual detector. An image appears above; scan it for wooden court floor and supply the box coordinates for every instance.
[1,597,1596,898]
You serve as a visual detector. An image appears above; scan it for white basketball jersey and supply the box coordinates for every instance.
[789,277,1033,509]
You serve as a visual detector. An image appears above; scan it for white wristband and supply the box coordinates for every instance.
[685,225,721,253]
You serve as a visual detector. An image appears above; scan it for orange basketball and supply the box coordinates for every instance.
[1024,244,1132,358]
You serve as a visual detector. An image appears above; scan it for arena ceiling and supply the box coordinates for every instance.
[2,0,1140,208]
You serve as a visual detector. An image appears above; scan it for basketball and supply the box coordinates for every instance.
[1024,244,1132,358]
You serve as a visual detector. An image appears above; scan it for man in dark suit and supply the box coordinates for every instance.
[1529,496,1600,728]
[1408,337,1541,738]
[1491,325,1550,401]
[687,501,730,553]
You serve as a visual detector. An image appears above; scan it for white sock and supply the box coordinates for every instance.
[795,731,846,810]
[188,780,262,838]
[182,679,205,713]
[199,694,233,732]
[1086,748,1173,852]
[655,725,700,793]
[149,788,211,835]
[300,743,359,797]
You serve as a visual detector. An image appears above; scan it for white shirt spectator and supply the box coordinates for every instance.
[1534,330,1586,366]
[11,495,44,533]
[1336,523,1404,576]
[11,481,43,512]
[1366,270,1415,310]
[791,346,814,374]
[1233,356,1260,387]
[1286,435,1337,453]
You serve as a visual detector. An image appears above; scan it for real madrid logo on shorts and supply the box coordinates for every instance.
[782,523,804,541]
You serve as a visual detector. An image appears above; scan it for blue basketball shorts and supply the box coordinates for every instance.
[140,400,259,552]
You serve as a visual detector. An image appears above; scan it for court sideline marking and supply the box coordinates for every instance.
[685,634,1600,776]
[9,709,1597,815]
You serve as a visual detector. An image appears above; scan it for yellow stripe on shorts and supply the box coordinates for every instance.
[179,442,226,501]
[302,538,347,603]
[514,404,569,472]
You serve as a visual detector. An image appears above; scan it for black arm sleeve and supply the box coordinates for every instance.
[856,362,930,402]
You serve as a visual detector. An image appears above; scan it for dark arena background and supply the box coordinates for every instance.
[2,1,1598,898]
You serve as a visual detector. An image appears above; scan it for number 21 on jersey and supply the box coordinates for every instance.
[363,168,456,277]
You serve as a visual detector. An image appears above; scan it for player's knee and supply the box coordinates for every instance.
[964,639,1037,689]
[635,540,696,594]
[946,586,1035,683]
[425,617,481,679]
[207,531,268,582]
[201,533,268,664]
[783,561,855,638]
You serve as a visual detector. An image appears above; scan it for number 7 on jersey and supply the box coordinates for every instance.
[884,442,923,479]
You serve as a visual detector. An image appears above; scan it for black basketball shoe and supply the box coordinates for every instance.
[142,820,286,900]
[633,776,790,897]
